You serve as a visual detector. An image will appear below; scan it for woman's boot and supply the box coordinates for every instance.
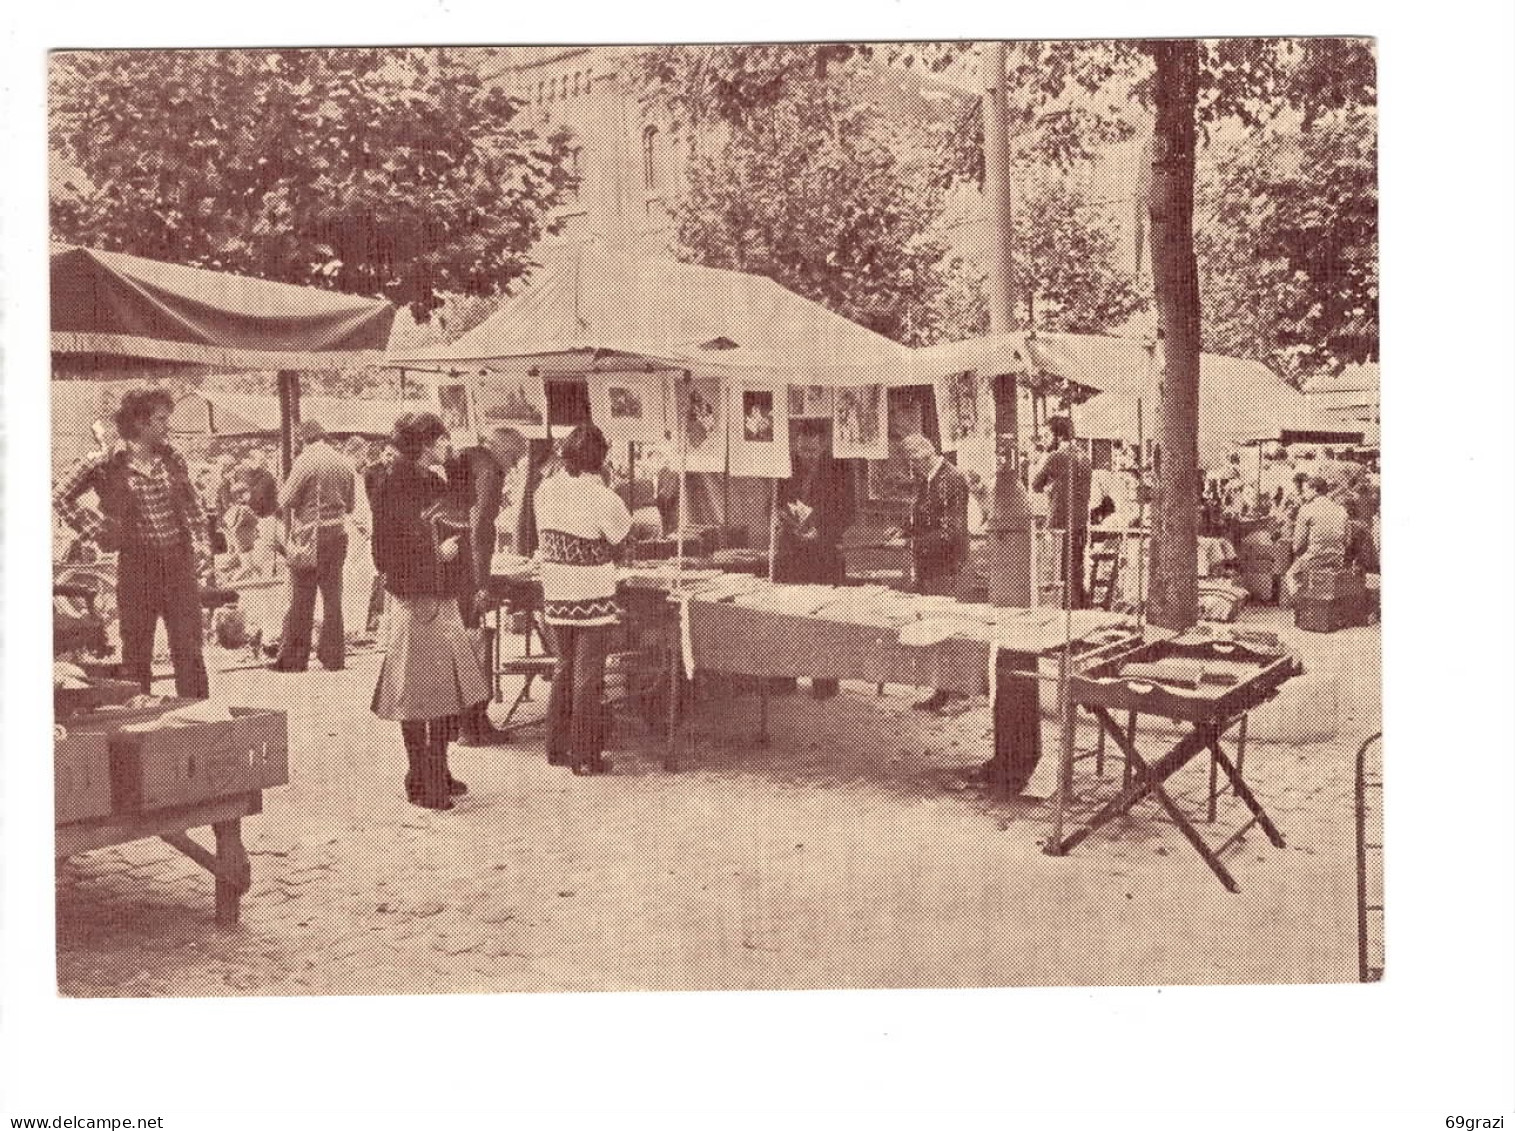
[413,722,454,811]
[400,721,428,803]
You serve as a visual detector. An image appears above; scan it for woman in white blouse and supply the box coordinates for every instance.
[534,424,632,774]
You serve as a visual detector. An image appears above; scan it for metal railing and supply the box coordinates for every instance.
[1355,731,1384,982]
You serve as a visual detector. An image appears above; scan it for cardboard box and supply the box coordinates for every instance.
[110,708,289,813]
[54,702,190,823]
[55,730,113,823]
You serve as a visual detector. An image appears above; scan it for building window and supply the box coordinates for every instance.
[642,125,660,191]
[573,71,582,96]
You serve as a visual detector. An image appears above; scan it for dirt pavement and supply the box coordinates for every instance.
[56,608,1382,995]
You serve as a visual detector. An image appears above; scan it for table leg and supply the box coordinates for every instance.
[1053,711,1212,854]
[757,681,771,746]
[663,642,681,772]
[1207,741,1220,824]
[1235,714,1248,794]
[1211,746,1285,848]
[212,819,251,926]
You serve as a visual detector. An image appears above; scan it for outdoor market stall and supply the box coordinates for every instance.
[51,243,398,922]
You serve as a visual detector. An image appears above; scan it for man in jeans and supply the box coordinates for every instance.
[270,420,356,672]
[53,387,211,698]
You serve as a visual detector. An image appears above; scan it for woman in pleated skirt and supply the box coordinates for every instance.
[369,412,490,810]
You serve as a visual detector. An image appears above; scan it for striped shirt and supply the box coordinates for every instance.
[54,443,209,562]
[534,470,632,626]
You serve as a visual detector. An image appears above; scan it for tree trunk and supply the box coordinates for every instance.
[1145,41,1201,630]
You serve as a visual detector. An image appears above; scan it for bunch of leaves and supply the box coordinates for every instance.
[1197,106,1378,378]
[646,62,951,345]
[50,48,579,318]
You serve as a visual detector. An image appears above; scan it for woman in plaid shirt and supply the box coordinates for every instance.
[53,388,210,699]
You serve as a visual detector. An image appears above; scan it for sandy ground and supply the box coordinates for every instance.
[56,606,1382,996]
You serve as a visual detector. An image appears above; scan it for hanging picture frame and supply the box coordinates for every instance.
[786,384,833,420]
[432,379,475,444]
[674,374,727,473]
[933,369,992,451]
[471,368,548,440]
[831,383,888,460]
[729,380,792,478]
[587,371,667,445]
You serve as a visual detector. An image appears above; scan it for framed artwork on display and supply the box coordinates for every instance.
[787,384,833,419]
[588,372,667,444]
[831,383,888,459]
[730,381,791,478]
[674,374,727,473]
[473,369,548,440]
[434,381,473,441]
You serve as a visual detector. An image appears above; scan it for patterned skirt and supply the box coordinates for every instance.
[371,593,490,722]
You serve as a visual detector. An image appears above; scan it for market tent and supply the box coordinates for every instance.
[1062,339,1361,466]
[1301,362,1380,431]
[178,392,430,438]
[51,243,398,370]
[909,330,1131,395]
[388,244,916,385]
[51,243,400,476]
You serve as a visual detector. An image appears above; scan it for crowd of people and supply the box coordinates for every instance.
[53,386,636,810]
[53,386,1383,809]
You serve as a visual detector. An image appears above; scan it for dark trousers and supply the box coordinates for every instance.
[455,540,498,739]
[544,622,613,766]
[1052,528,1088,610]
[276,526,347,670]
[117,541,209,699]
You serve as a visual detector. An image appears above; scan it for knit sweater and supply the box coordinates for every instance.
[534,470,632,626]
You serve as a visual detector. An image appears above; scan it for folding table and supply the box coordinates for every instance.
[1049,632,1301,893]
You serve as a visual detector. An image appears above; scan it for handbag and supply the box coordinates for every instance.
[284,476,322,572]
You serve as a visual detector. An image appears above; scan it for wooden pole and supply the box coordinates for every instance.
[1146,40,1202,630]
[276,370,301,480]
[983,40,1034,610]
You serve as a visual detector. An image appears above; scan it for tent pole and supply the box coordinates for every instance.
[665,371,692,773]
[767,477,779,582]
[277,370,301,480]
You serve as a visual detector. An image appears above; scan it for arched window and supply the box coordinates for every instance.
[642,125,660,191]
[573,71,582,96]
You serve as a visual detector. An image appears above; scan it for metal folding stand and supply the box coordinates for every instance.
[1053,707,1284,893]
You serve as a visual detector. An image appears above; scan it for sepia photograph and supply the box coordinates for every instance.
[434,381,472,437]
[742,389,775,442]
[12,14,1515,1124]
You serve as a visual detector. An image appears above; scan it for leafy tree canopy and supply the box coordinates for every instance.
[50,48,579,318]
[1198,107,1378,378]
[634,48,951,345]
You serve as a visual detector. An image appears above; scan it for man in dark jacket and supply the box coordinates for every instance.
[901,432,969,711]
[53,388,210,698]
[446,425,528,745]
[1032,415,1093,609]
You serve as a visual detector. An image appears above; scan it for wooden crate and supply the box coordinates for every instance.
[109,708,289,813]
[1295,594,1362,633]
[1300,568,1365,601]
[55,730,113,823]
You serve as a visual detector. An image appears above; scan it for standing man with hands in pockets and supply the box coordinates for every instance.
[269,420,356,673]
